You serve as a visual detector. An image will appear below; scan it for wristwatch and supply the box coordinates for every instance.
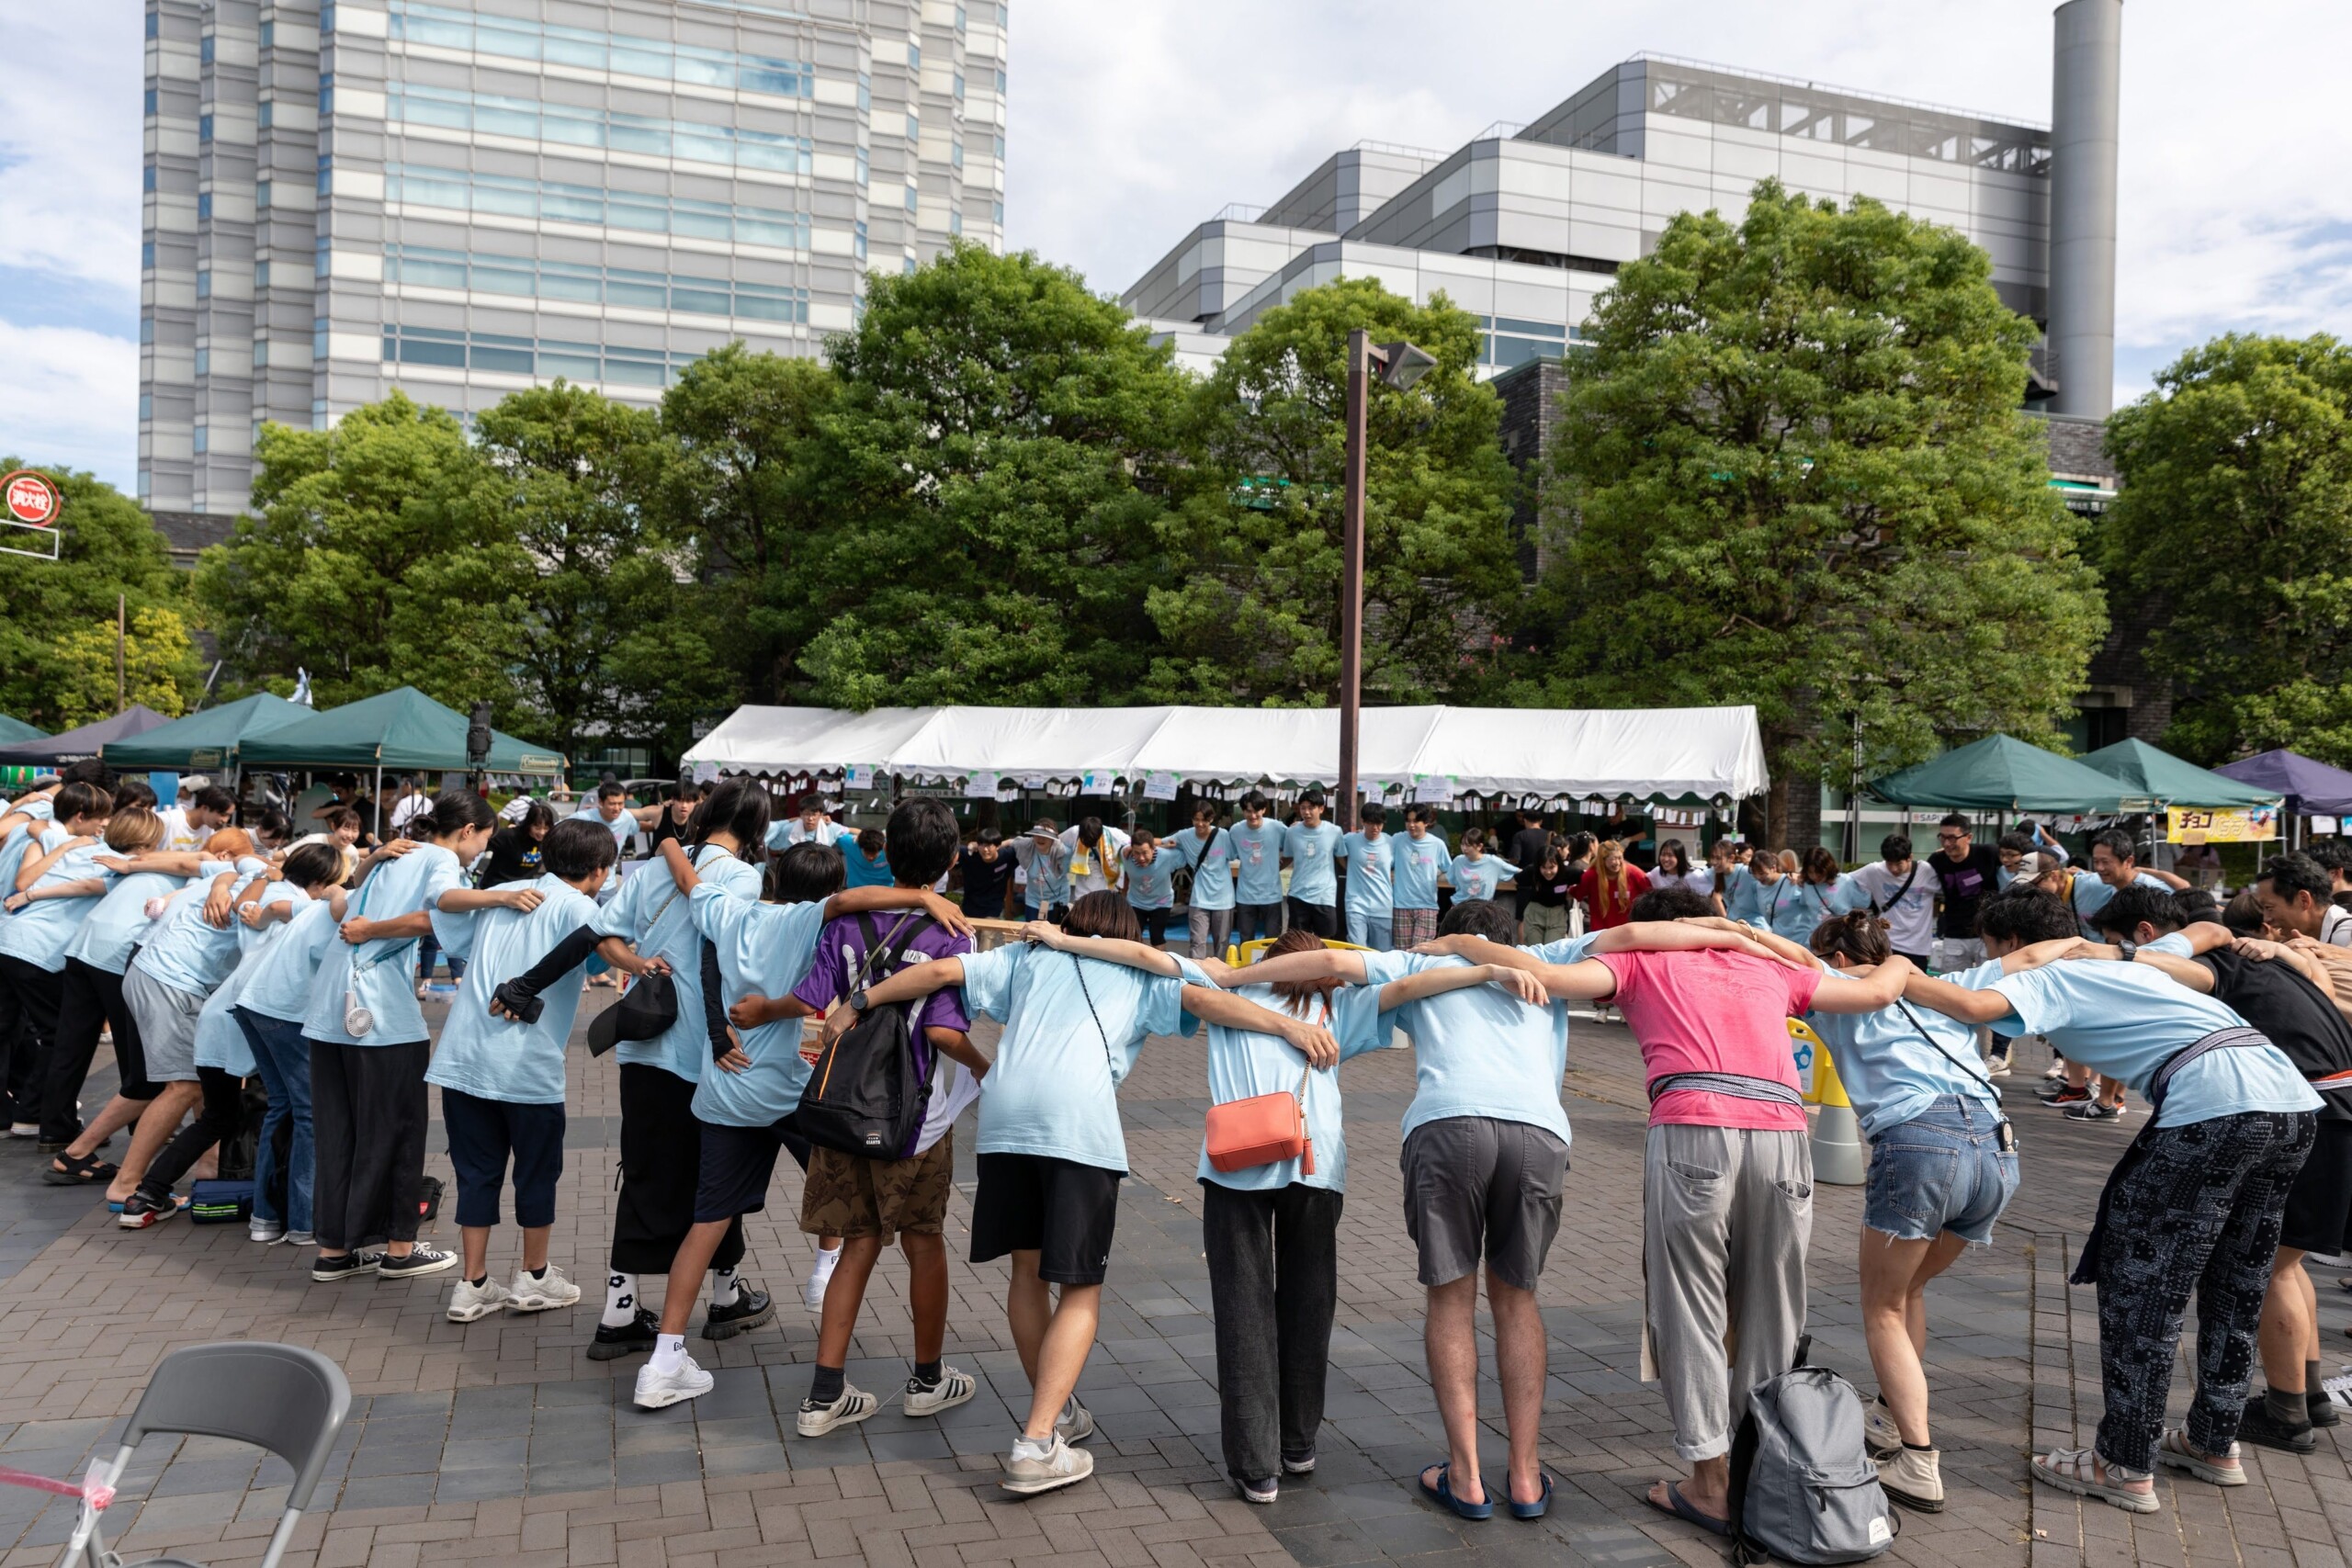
[849,987,873,1014]
[2116,939,2137,962]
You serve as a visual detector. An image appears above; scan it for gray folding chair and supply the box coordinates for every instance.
[59,1342,351,1568]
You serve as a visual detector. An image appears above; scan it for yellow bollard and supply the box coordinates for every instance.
[1789,1018,1865,1186]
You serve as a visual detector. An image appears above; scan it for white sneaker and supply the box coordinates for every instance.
[447,1275,515,1323]
[506,1264,582,1313]
[8,1122,38,1138]
[249,1218,287,1245]
[634,1353,714,1409]
[1056,1396,1095,1445]
[796,1383,879,1437]
[803,1249,840,1313]
[1002,1434,1094,1495]
[903,1365,978,1417]
[1864,1398,1903,1460]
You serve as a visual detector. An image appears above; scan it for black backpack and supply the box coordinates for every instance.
[786,913,937,1160]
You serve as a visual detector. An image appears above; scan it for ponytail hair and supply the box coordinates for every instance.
[687,775,774,861]
[1808,910,1891,965]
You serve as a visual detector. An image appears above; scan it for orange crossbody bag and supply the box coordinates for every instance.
[1204,1062,1316,1175]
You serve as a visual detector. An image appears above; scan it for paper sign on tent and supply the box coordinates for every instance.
[844,764,875,790]
[965,771,1000,799]
[1143,772,1179,801]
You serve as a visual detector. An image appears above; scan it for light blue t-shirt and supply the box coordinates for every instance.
[1984,961,2322,1127]
[689,887,830,1127]
[1804,957,2000,1138]
[766,818,848,851]
[195,881,311,1077]
[428,875,605,1105]
[1170,827,1236,911]
[594,844,763,1082]
[1361,950,1572,1146]
[1012,837,1071,907]
[1228,820,1286,906]
[62,868,185,976]
[1181,957,1387,1192]
[1337,831,1396,919]
[959,940,1188,1171]
[0,831,112,973]
[1526,933,1600,965]
[133,859,270,997]
[2070,870,2172,934]
[1125,852,1178,910]
[1760,874,1857,944]
[0,812,58,903]
[237,896,343,1024]
[1724,866,1772,925]
[1283,821,1343,904]
[1446,854,1518,905]
[301,843,465,1046]
[1391,830,1450,911]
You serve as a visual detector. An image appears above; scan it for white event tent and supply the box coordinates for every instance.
[683,705,1769,806]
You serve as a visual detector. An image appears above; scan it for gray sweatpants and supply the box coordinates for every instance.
[1188,906,1235,960]
[1643,1123,1812,1461]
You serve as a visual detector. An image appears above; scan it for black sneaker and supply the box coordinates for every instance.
[588,1307,661,1361]
[2041,1083,2091,1105]
[312,1250,382,1282]
[701,1283,774,1341]
[378,1244,458,1280]
[2238,1396,2316,1454]
[117,1191,181,1229]
[2310,1388,2341,1429]
[2064,1100,2122,1122]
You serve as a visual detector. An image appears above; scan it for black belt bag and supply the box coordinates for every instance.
[2070,1026,2270,1286]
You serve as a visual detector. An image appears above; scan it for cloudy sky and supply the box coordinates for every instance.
[9,0,2350,494]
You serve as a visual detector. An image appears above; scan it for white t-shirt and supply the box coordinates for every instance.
[1846,860,1938,957]
[153,806,213,853]
[389,792,433,835]
[2323,904,2352,949]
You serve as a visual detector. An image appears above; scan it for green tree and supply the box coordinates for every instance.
[1509,182,2106,843]
[1143,278,1520,705]
[0,462,197,728]
[469,381,733,761]
[194,391,512,711]
[46,606,204,727]
[790,242,1200,707]
[2098,333,2352,764]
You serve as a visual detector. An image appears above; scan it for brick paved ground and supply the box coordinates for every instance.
[0,997,2346,1568]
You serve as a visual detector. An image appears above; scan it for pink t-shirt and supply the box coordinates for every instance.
[1597,949,1822,1131]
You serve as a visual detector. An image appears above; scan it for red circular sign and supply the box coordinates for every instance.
[3,471,59,527]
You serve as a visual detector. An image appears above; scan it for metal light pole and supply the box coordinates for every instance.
[1337,331,1436,829]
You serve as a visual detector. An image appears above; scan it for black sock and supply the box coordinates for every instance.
[468,1276,488,1289]
[2264,1386,2312,1429]
[913,1359,943,1388]
[808,1364,846,1405]
[1902,1441,1933,1453]
[526,1265,547,1280]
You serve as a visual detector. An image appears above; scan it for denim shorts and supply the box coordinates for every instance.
[1864,1097,2018,1244]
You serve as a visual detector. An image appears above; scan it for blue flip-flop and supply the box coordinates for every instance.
[1419,1463,1494,1521]
[1647,1480,1730,1537]
[1509,1472,1554,1521]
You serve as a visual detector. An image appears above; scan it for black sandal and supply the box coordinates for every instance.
[42,1152,117,1186]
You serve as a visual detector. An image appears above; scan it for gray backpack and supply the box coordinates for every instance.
[1726,1338,1896,1565]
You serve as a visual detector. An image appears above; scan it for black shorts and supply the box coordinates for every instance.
[1285,897,1340,940]
[2279,1116,2352,1255]
[691,1118,815,1224]
[969,1151,1122,1286]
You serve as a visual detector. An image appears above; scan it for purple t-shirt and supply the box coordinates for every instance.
[792,911,975,1112]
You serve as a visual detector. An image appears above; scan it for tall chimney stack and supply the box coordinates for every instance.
[2048,0,2122,418]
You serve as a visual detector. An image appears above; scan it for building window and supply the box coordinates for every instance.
[318,73,334,115]
[258,20,274,47]
[255,180,271,208]
[908,42,921,69]
[316,155,332,195]
[380,322,707,387]
[949,208,962,236]
[320,2,335,31]
[953,72,965,101]
[903,254,916,276]
[854,220,867,260]
[385,163,814,251]
[254,259,269,287]
[253,338,268,367]
[192,425,209,454]
[257,99,273,129]
[313,317,328,356]
[199,35,214,63]
[195,269,210,298]
[994,68,1006,94]
[139,394,153,422]
[141,315,155,344]
[855,146,868,186]
[858,72,870,110]
[383,243,812,322]
[906,112,920,141]
[385,85,816,174]
[197,192,211,219]
[145,10,158,39]
[194,346,209,375]
[144,87,158,116]
[142,241,156,269]
[198,112,215,141]
[904,184,918,212]
[950,138,963,168]
[388,3,814,101]
[142,164,157,192]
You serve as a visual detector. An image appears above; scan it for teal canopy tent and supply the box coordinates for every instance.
[1867,734,2132,814]
[239,687,566,777]
[2076,739,2283,809]
[0,716,43,746]
[101,693,312,773]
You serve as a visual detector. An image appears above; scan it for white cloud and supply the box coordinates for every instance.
[0,321,138,478]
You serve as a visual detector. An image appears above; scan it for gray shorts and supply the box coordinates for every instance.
[122,963,206,1084]
[1399,1115,1569,1292]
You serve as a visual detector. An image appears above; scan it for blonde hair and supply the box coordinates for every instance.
[103,808,165,854]
[204,828,256,860]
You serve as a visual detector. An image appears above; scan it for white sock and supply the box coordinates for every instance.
[810,1244,841,1277]
[650,1333,686,1374]
[602,1272,638,1329]
[1012,1434,1053,1461]
[709,1266,741,1309]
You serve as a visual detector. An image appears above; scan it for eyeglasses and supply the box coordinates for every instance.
[1935,831,1966,842]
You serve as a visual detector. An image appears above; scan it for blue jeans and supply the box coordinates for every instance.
[234,1006,313,1234]
[1863,1096,2017,1244]
[1345,912,1393,951]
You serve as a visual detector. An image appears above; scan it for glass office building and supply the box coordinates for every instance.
[141,0,1009,515]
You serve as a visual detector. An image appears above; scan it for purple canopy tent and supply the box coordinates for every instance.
[2212,749,2352,850]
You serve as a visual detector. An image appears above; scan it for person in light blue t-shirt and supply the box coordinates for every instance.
[1019,921,1543,1499]
[433,819,665,1326]
[1282,794,1345,941]
[2067,828,2187,938]
[1335,806,1397,952]
[1903,885,2319,1509]
[1120,829,1181,949]
[1391,807,1451,949]
[1170,805,1238,960]
[1444,829,1518,906]
[1227,793,1288,945]
[835,890,1336,1498]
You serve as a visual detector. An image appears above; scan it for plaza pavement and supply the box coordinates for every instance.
[0,996,2346,1568]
